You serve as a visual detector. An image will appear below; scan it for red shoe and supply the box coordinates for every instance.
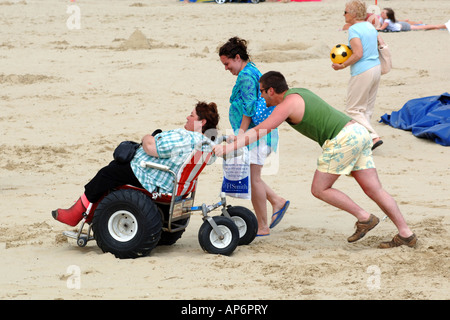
[52,195,90,227]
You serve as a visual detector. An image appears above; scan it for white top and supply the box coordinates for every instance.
[380,18,402,32]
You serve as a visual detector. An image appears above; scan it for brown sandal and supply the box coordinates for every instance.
[378,233,417,249]
[347,214,379,242]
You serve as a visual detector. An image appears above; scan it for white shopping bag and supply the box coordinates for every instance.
[221,147,251,199]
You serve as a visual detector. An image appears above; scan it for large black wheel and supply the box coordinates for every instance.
[223,206,258,245]
[92,189,162,259]
[198,216,239,256]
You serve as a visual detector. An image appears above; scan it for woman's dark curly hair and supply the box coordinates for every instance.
[218,36,250,61]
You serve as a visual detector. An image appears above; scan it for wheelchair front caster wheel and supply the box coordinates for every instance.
[223,205,258,246]
[77,236,88,247]
[198,216,239,256]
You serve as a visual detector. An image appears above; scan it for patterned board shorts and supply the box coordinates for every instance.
[317,123,375,175]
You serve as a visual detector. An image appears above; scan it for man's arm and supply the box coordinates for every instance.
[214,96,295,157]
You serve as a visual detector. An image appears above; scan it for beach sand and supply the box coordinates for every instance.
[0,0,449,300]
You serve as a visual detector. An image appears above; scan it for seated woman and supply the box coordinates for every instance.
[52,101,220,227]
[378,8,449,32]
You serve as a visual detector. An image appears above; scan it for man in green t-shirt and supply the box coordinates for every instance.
[214,71,416,249]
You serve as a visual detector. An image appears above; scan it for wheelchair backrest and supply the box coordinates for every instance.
[174,147,213,197]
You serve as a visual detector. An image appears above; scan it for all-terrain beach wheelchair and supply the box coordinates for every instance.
[62,137,258,259]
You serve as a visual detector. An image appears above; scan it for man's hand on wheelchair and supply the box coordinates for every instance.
[226,135,236,143]
[212,144,226,158]
[213,142,242,159]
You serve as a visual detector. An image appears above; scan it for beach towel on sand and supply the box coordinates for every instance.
[380,93,450,146]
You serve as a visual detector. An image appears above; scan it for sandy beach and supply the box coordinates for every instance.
[0,0,449,300]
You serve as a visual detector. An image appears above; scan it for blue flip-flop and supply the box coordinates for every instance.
[256,233,270,237]
[270,201,290,229]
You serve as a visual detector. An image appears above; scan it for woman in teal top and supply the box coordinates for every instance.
[221,42,278,151]
[219,37,288,236]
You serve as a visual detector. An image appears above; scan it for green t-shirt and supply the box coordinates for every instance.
[285,88,351,146]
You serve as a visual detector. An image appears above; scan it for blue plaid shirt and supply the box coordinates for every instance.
[130,129,213,193]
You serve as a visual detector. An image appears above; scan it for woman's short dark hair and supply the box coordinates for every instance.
[218,37,250,61]
[195,101,220,141]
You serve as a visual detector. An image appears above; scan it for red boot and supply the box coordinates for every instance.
[52,194,91,227]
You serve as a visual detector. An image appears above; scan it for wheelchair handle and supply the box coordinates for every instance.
[215,135,244,160]
[139,160,171,171]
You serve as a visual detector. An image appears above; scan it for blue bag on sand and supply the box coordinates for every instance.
[380,93,450,146]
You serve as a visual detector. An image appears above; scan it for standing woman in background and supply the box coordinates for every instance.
[333,0,384,150]
[219,37,289,237]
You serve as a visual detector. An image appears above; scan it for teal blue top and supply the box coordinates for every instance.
[229,62,278,151]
